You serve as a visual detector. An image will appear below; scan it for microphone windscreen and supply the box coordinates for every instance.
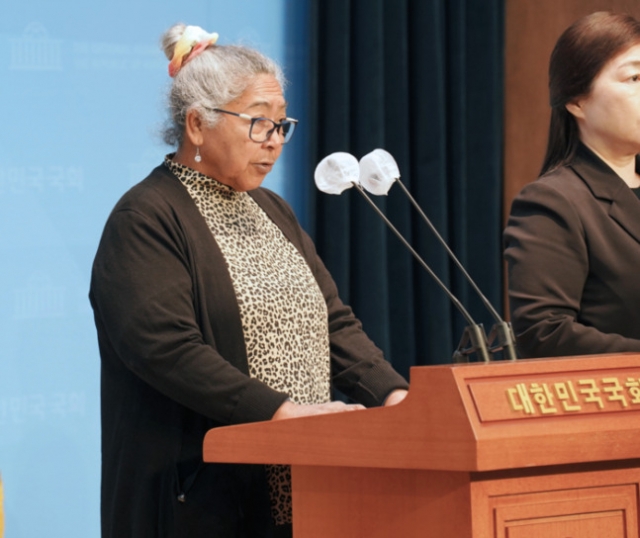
[314,152,359,194]
[358,149,399,195]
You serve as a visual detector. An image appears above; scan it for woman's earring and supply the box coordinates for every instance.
[194,147,202,163]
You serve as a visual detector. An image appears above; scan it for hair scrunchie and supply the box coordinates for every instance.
[169,25,219,77]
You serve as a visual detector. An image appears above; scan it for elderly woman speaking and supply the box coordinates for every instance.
[90,23,408,538]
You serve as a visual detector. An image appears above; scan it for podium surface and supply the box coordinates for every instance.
[204,353,640,537]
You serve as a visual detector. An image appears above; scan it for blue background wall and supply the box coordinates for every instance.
[0,2,308,536]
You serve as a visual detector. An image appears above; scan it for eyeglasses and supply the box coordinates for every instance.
[213,108,298,144]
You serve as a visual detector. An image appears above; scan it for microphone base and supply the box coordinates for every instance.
[487,321,518,361]
[452,324,491,363]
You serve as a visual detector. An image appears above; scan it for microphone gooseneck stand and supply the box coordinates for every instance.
[353,183,491,363]
[391,179,517,361]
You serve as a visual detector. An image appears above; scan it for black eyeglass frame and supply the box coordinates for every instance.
[212,108,299,144]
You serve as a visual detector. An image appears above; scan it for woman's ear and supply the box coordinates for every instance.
[565,100,585,120]
[184,109,205,146]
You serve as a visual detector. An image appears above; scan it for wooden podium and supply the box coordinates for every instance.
[204,353,640,537]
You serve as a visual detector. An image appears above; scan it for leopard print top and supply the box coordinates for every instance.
[166,156,331,525]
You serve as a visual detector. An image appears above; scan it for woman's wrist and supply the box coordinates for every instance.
[383,389,408,407]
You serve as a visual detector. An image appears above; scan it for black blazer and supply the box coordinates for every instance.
[504,143,640,358]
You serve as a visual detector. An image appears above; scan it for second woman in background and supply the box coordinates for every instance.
[505,12,640,358]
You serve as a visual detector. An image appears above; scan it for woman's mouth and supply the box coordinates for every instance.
[253,162,274,173]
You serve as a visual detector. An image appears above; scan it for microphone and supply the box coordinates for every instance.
[314,152,492,363]
[313,152,359,194]
[358,149,517,361]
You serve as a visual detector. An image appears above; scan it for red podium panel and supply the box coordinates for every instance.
[204,353,640,537]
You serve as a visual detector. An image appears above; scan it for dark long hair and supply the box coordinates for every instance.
[541,12,640,175]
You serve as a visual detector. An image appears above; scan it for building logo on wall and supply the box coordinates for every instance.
[10,22,62,71]
[14,272,65,319]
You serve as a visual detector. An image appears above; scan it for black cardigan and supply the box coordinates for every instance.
[90,164,408,537]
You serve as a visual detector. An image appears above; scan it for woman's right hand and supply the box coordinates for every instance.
[271,400,365,420]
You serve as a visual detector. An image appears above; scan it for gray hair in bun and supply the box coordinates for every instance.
[160,23,286,146]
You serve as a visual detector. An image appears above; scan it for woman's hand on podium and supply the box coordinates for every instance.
[271,400,365,420]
